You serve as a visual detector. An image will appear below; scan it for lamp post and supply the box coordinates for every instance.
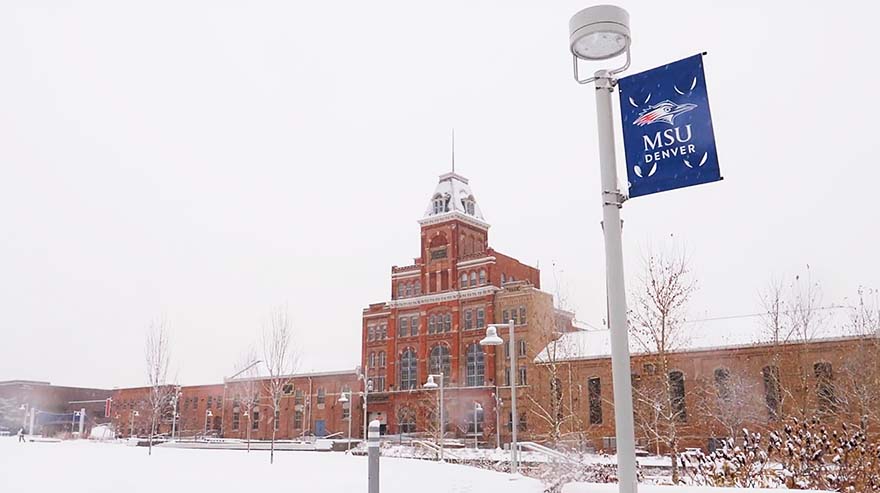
[423,373,445,461]
[129,410,139,438]
[473,402,483,449]
[170,388,181,441]
[569,5,637,493]
[243,410,251,452]
[338,391,353,452]
[491,392,502,450]
[205,410,213,436]
[481,320,517,475]
[361,374,373,442]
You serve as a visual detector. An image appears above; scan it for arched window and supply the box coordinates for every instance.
[466,344,485,386]
[501,273,506,284]
[397,283,404,298]
[714,368,731,402]
[668,371,687,422]
[378,351,386,367]
[399,349,417,390]
[429,345,451,376]
[470,272,477,287]
[398,407,416,434]
[428,315,437,334]
[762,365,780,420]
[405,283,412,297]
[479,270,486,285]
[519,306,527,325]
[369,352,376,368]
[460,273,468,287]
[814,362,837,414]
[444,313,452,332]
[414,280,421,295]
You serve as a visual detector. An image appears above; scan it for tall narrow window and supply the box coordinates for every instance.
[460,273,468,287]
[466,344,485,386]
[464,309,473,330]
[295,390,304,406]
[518,339,527,357]
[714,368,731,402]
[519,306,527,325]
[501,273,506,284]
[368,327,375,341]
[399,317,409,337]
[397,283,404,298]
[444,313,452,332]
[588,377,602,424]
[814,362,837,414]
[668,371,687,422]
[294,410,303,428]
[369,352,376,368]
[519,367,528,386]
[410,316,419,336]
[399,349,417,390]
[476,308,485,328]
[479,270,486,285]
[317,388,326,405]
[414,280,421,295]
[429,345,451,376]
[405,283,412,297]
[380,325,387,339]
[252,410,260,430]
[470,272,477,287]
[429,315,437,334]
[502,309,509,324]
[378,351,386,367]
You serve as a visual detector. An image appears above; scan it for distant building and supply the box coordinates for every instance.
[0,380,112,436]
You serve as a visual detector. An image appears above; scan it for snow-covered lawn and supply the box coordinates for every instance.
[0,437,543,493]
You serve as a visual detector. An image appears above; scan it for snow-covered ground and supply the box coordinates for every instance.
[0,437,543,493]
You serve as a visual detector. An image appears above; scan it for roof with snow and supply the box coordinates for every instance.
[418,172,489,229]
[535,308,877,363]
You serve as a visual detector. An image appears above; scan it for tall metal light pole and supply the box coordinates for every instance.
[170,388,181,441]
[205,410,213,436]
[473,402,482,449]
[338,391,353,452]
[361,375,373,442]
[481,320,517,475]
[569,5,637,493]
[130,410,139,438]
[423,373,445,461]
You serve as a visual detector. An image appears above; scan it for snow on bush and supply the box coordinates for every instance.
[682,418,880,491]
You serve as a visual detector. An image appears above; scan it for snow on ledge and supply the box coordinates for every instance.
[562,484,832,493]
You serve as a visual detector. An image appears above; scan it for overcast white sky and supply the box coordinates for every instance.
[1,1,877,389]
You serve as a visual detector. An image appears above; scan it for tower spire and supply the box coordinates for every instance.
[451,128,455,174]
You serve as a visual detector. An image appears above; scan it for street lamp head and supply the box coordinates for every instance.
[475,403,483,412]
[479,326,504,346]
[569,5,630,61]
[133,411,139,416]
[423,375,438,389]
[206,410,213,417]
[338,393,349,404]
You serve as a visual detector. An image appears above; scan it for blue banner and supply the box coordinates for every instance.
[618,54,721,198]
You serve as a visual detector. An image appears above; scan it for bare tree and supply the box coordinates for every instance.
[629,246,696,483]
[261,307,298,464]
[145,319,174,456]
[694,367,763,443]
[837,286,880,428]
[759,268,826,420]
[233,348,261,452]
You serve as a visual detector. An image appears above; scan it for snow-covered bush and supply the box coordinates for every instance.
[682,418,880,491]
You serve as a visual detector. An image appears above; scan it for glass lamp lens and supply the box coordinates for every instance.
[573,31,627,60]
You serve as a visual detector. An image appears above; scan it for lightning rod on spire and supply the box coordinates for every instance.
[451,128,455,174]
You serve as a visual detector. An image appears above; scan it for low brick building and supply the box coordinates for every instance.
[109,370,361,440]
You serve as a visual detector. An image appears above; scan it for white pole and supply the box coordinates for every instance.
[508,319,518,475]
[473,403,478,449]
[363,380,369,441]
[78,408,85,435]
[594,69,638,493]
[171,394,179,441]
[347,392,353,452]
[29,407,35,436]
[494,394,501,449]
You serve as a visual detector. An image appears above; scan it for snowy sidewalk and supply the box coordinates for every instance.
[0,437,543,493]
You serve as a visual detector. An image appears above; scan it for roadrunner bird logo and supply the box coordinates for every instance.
[633,100,697,127]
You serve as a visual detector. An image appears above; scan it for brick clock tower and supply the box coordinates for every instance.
[361,172,567,443]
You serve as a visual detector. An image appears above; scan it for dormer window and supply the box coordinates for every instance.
[461,197,476,215]
[432,194,449,215]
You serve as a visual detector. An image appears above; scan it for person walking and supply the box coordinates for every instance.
[17,427,25,443]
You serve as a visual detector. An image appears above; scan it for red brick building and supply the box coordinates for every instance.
[109,370,361,440]
[360,172,574,443]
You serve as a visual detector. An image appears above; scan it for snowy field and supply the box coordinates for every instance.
[0,437,543,493]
